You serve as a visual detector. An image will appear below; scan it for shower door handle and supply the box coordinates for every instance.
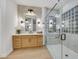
[61,34,66,40]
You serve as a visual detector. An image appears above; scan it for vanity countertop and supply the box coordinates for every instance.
[13,33,43,36]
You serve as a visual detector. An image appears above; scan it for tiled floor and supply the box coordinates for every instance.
[0,46,53,59]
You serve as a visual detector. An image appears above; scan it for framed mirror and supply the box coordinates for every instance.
[48,16,56,33]
[25,16,36,33]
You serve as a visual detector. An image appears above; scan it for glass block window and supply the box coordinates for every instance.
[62,5,78,34]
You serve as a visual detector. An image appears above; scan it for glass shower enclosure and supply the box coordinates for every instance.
[45,0,78,59]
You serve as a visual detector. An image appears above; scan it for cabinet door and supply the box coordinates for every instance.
[31,35,38,47]
[37,35,43,46]
[21,35,31,48]
[31,35,43,47]
[13,36,21,49]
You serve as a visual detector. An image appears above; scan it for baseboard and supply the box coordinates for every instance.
[0,49,13,58]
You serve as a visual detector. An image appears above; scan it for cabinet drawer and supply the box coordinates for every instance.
[14,39,21,42]
[37,35,43,38]
[22,39,31,47]
[13,36,21,39]
[13,43,21,49]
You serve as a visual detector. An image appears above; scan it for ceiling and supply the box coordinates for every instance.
[13,0,76,8]
[13,0,59,8]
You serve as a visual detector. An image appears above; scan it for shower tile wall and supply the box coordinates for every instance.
[62,6,78,34]
[62,0,78,53]
[63,33,78,53]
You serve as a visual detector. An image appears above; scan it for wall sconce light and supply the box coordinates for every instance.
[21,21,24,24]
[38,22,40,24]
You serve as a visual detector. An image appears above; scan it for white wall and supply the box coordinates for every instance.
[0,2,1,55]
[0,0,6,57]
[42,7,48,45]
[0,0,17,57]
[0,8,1,56]
[63,0,78,13]
[62,0,78,53]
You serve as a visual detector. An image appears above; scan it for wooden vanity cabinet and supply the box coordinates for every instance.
[13,35,43,49]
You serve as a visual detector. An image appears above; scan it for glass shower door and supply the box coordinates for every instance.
[45,1,63,59]
[45,0,78,59]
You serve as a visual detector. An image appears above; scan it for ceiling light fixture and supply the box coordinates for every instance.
[26,9,36,16]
